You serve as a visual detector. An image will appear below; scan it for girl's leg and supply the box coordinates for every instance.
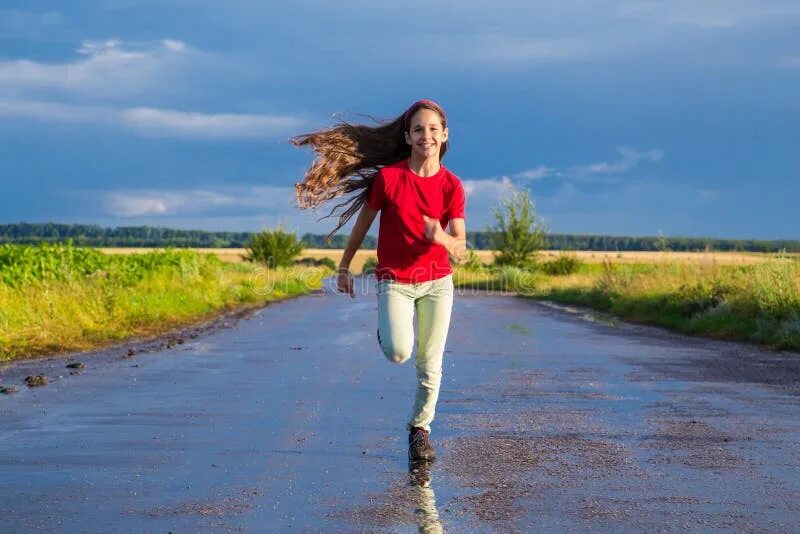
[408,275,454,432]
[376,280,416,364]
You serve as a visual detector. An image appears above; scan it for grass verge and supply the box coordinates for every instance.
[454,258,800,351]
[0,244,330,361]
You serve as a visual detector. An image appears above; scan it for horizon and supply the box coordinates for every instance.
[2,220,798,244]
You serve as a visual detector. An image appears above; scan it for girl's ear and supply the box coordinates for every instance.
[404,130,411,145]
[442,127,449,143]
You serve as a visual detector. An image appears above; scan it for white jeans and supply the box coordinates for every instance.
[376,274,454,433]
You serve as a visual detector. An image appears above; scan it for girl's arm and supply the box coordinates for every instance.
[339,204,379,271]
[445,217,467,263]
[337,204,379,298]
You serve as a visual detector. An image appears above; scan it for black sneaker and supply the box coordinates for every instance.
[408,427,436,461]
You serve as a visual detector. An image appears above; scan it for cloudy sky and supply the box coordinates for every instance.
[1,1,798,239]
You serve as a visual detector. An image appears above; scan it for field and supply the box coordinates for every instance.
[98,248,788,272]
[0,244,329,361]
[452,256,800,351]
[3,245,798,361]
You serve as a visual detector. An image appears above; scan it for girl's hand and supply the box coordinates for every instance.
[336,268,355,298]
[422,214,445,244]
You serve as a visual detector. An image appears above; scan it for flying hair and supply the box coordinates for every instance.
[292,100,448,243]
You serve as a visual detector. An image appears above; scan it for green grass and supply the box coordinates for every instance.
[454,258,800,351]
[0,243,331,361]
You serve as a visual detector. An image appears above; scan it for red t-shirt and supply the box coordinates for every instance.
[367,159,466,283]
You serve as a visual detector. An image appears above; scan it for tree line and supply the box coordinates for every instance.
[1,222,797,253]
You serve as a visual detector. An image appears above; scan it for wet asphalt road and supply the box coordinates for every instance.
[1,276,800,532]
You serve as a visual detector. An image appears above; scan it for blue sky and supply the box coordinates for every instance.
[1,1,798,239]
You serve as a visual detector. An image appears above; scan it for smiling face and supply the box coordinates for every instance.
[404,107,449,160]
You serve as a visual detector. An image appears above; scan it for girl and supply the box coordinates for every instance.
[293,99,466,462]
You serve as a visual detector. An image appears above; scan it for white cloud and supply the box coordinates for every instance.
[568,147,663,178]
[462,176,519,199]
[105,186,299,218]
[0,38,194,98]
[100,184,346,235]
[0,99,307,139]
[459,146,665,230]
[0,38,309,139]
[512,166,557,180]
[460,176,525,230]
[121,107,305,139]
[162,39,187,52]
[481,148,662,191]
[109,195,169,217]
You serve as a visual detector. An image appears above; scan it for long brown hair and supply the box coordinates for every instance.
[293,100,448,242]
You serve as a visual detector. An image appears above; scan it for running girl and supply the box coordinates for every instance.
[293,99,467,461]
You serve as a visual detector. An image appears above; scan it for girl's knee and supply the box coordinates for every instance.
[378,328,412,363]
[383,344,412,364]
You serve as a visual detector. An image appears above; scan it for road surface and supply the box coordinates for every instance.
[2,277,799,532]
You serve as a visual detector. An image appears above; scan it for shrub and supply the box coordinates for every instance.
[496,266,538,296]
[461,249,486,272]
[678,277,735,314]
[362,256,378,275]
[294,256,337,270]
[541,252,583,276]
[490,190,547,269]
[244,228,304,268]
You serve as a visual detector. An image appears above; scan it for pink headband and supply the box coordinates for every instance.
[403,99,447,128]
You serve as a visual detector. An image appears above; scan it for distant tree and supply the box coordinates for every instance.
[2,223,800,252]
[656,230,671,252]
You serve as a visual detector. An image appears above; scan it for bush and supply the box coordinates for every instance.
[496,266,539,296]
[362,256,378,275]
[294,256,336,270]
[678,277,735,314]
[244,228,304,267]
[461,249,486,272]
[540,252,583,276]
[490,190,547,269]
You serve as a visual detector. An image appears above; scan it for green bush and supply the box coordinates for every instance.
[362,256,378,275]
[461,249,486,272]
[678,277,735,314]
[490,190,547,269]
[540,252,583,275]
[244,228,304,267]
[496,266,539,296]
[294,256,336,270]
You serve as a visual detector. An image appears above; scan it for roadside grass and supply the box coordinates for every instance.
[454,257,800,351]
[4,242,796,360]
[0,244,330,361]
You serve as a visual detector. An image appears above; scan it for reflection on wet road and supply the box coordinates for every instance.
[1,276,799,531]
